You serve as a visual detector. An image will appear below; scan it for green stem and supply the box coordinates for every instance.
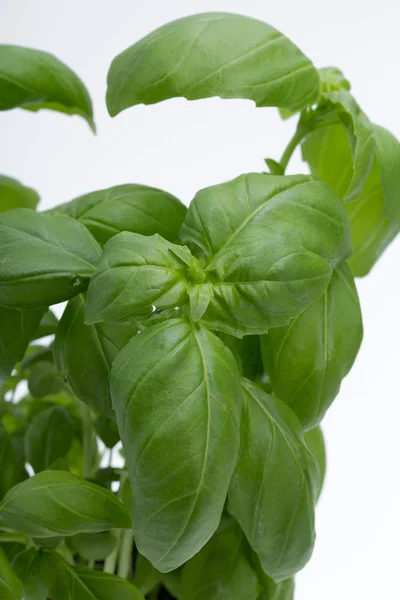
[0,532,30,545]
[82,403,94,479]
[279,123,308,172]
[117,529,134,579]
[103,530,121,574]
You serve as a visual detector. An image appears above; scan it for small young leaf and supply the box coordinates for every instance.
[181,173,352,336]
[86,233,198,324]
[51,184,187,245]
[228,379,319,581]
[27,361,64,398]
[261,262,363,429]
[0,45,95,130]
[111,318,242,572]
[0,209,101,309]
[304,426,326,499]
[180,515,260,600]
[12,547,54,600]
[0,548,23,600]
[66,532,117,561]
[106,13,319,116]
[133,553,161,595]
[24,405,74,472]
[0,470,131,537]
[54,294,137,418]
[0,176,39,212]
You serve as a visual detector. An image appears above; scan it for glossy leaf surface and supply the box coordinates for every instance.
[107,13,319,116]
[111,318,242,572]
[0,209,101,309]
[228,379,319,581]
[0,176,39,212]
[261,262,363,429]
[24,405,73,472]
[180,173,352,336]
[0,470,131,537]
[0,44,94,130]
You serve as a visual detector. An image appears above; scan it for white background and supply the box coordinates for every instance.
[1,1,399,598]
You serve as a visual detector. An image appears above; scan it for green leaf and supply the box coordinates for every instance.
[54,294,137,418]
[0,44,95,131]
[24,405,74,472]
[66,532,117,561]
[106,13,319,116]
[228,379,319,581]
[260,262,363,429]
[0,470,131,537]
[180,173,352,337]
[0,209,101,309]
[180,515,260,600]
[0,424,20,500]
[0,305,44,382]
[86,233,200,324]
[111,318,242,572]
[250,551,295,600]
[51,184,187,245]
[218,333,264,380]
[133,553,161,595]
[12,547,54,600]
[34,309,58,339]
[304,426,326,499]
[0,548,23,600]
[0,176,39,212]
[303,121,400,276]
[27,361,64,398]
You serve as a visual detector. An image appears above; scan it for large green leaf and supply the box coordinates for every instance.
[304,426,326,499]
[228,379,319,581]
[54,295,136,418]
[111,318,242,572]
[51,184,187,245]
[86,233,201,324]
[0,470,131,537]
[0,45,94,130]
[261,262,363,429]
[180,515,260,600]
[24,405,74,472]
[180,173,352,337]
[0,209,101,309]
[0,548,23,600]
[0,305,44,382]
[12,548,54,600]
[0,176,39,212]
[0,424,21,500]
[106,13,319,116]
[302,120,400,276]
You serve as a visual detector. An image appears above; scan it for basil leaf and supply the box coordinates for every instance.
[66,532,117,561]
[54,295,136,418]
[303,116,400,276]
[180,515,260,600]
[86,233,199,324]
[304,426,326,499]
[0,176,39,212]
[111,318,242,572]
[260,262,363,429]
[12,547,54,600]
[0,548,23,600]
[27,361,64,398]
[0,45,94,131]
[228,379,319,581]
[0,470,131,537]
[51,184,187,245]
[250,552,294,600]
[218,333,264,380]
[0,209,101,309]
[106,13,319,116]
[0,424,20,500]
[133,553,161,595]
[0,306,44,382]
[34,309,58,339]
[180,173,352,336]
[24,405,74,472]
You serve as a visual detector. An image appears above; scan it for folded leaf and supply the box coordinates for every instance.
[228,379,319,581]
[86,233,201,323]
[180,515,260,600]
[0,548,23,600]
[0,209,101,309]
[0,305,44,382]
[303,121,400,276]
[0,176,39,212]
[180,173,352,336]
[304,426,326,499]
[51,184,187,245]
[111,318,242,572]
[106,13,319,116]
[24,405,74,472]
[54,295,137,418]
[0,470,131,537]
[12,548,54,600]
[261,262,363,429]
[0,44,94,130]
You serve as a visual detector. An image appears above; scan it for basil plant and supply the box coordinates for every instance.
[0,12,398,600]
